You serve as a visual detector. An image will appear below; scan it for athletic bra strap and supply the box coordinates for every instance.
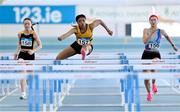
[156,29,161,43]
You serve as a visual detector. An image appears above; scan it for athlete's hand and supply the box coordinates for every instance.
[28,50,35,55]
[14,53,18,60]
[107,29,113,36]
[58,36,63,41]
[173,45,178,52]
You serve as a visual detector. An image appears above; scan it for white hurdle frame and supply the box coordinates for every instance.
[0,59,180,65]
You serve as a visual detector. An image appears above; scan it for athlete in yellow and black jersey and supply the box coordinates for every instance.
[71,23,93,56]
[56,14,113,60]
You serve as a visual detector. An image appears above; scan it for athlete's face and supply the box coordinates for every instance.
[149,16,158,27]
[77,17,86,28]
[23,20,32,30]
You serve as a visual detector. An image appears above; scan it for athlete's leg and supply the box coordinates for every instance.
[144,80,150,92]
[144,70,151,93]
[151,57,160,94]
[141,51,152,101]
[56,46,76,60]
[144,70,152,101]
[152,79,157,94]
[80,45,86,60]
[20,79,26,99]
[18,58,27,99]
[151,70,156,86]
[86,45,93,55]
[80,45,92,60]
[152,78,157,94]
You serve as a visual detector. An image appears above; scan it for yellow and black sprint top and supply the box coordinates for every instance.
[75,24,93,45]
[18,30,35,50]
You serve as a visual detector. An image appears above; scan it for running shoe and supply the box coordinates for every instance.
[147,92,152,101]
[19,94,27,100]
[152,84,157,94]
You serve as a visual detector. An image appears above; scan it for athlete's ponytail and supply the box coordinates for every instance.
[31,26,34,31]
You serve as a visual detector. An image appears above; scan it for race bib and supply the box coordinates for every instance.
[21,38,32,47]
[146,43,159,49]
[78,38,91,45]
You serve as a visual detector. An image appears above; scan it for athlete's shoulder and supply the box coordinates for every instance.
[72,26,78,33]
[87,23,91,28]
[17,30,24,37]
[18,30,24,34]
[30,30,35,34]
[143,28,149,32]
[159,28,164,32]
[159,29,166,35]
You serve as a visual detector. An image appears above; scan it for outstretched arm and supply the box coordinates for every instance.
[89,19,113,36]
[58,28,76,41]
[161,29,178,52]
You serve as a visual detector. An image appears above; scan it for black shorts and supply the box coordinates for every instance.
[141,50,161,59]
[18,51,35,60]
[70,41,93,55]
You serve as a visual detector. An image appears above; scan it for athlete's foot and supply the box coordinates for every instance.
[19,92,27,100]
[147,92,152,102]
[19,94,27,100]
[81,48,86,60]
[152,84,157,94]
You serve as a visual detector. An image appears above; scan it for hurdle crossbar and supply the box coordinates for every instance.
[0,59,180,65]
[0,64,180,71]
[0,72,180,80]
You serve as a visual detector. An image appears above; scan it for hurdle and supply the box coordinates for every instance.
[1,71,180,112]
[1,61,180,111]
[0,59,180,65]
[1,63,179,96]
[0,71,141,112]
[0,51,179,58]
[1,63,179,92]
[1,54,180,60]
[1,58,179,91]
[1,52,180,60]
[1,64,180,71]
[1,63,180,96]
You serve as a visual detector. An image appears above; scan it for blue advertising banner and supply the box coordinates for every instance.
[0,5,75,24]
